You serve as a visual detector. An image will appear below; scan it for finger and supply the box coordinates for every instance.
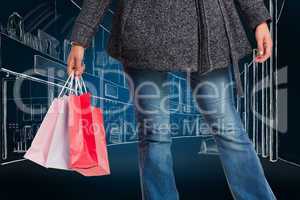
[259,38,273,63]
[257,37,264,56]
[79,64,85,76]
[255,37,264,62]
[67,57,75,75]
[264,39,273,59]
[74,58,82,77]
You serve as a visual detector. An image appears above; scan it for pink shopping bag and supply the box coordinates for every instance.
[44,96,70,170]
[24,97,63,167]
[25,73,74,169]
[74,106,110,176]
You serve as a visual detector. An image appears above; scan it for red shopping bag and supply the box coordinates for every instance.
[74,106,110,176]
[68,92,98,169]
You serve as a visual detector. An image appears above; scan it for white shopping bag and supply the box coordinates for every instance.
[24,74,75,169]
[44,95,70,170]
[23,98,61,167]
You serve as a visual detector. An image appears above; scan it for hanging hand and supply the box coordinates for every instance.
[255,22,273,63]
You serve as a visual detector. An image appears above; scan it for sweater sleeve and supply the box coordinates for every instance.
[234,0,272,30]
[70,0,111,48]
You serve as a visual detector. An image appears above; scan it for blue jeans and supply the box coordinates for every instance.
[125,65,276,200]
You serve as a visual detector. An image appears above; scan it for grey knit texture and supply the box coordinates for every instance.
[70,0,272,96]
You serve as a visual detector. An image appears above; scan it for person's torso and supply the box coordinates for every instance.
[107,0,251,72]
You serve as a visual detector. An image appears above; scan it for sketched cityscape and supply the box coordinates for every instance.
[0,0,291,166]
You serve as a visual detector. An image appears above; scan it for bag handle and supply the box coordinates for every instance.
[58,72,75,97]
[75,76,88,95]
[58,73,88,98]
[80,76,88,93]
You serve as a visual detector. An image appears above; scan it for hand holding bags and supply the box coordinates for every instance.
[24,73,110,176]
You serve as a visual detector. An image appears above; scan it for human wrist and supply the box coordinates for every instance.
[256,22,268,29]
[71,41,86,49]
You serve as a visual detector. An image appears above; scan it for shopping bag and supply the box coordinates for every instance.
[25,73,110,176]
[68,79,98,169]
[24,74,75,168]
[24,98,61,167]
[74,106,110,176]
[44,95,70,170]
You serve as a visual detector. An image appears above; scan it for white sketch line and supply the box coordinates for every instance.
[70,0,81,9]
[1,159,26,166]
[241,0,283,162]
[279,157,300,168]
[0,67,132,105]
[1,32,60,62]
[1,135,207,165]
[198,152,218,156]
[3,136,299,168]
[28,11,55,33]
[69,0,111,33]
[23,2,48,21]
[277,0,286,23]
[26,7,52,31]
[2,80,7,160]
[2,156,300,169]
[107,141,137,147]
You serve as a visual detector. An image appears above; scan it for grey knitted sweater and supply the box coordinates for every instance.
[70,0,272,96]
